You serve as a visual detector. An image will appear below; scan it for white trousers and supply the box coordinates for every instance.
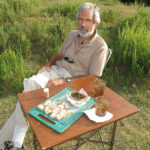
[0,65,72,148]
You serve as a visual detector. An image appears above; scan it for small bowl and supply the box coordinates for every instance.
[66,91,88,107]
[69,91,86,102]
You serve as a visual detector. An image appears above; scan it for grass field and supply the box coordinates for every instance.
[0,0,150,149]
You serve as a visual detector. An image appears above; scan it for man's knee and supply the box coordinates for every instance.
[23,78,41,92]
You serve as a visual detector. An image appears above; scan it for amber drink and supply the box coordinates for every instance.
[93,78,106,96]
[95,96,110,117]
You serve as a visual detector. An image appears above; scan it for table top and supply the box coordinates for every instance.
[18,75,139,150]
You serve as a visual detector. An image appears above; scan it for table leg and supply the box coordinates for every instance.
[109,121,117,150]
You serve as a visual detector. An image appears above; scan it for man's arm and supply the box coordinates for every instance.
[38,53,62,73]
[46,53,63,67]
[46,74,98,87]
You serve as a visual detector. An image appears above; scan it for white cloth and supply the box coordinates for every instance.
[84,108,113,123]
[0,65,72,148]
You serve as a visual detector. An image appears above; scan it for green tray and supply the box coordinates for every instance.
[28,87,95,133]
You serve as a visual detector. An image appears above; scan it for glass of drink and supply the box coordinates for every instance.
[95,96,110,117]
[93,78,106,97]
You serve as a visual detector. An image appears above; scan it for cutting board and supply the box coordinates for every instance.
[28,87,95,133]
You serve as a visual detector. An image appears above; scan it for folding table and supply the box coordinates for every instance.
[18,75,139,150]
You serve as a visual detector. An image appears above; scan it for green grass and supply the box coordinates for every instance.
[0,0,150,149]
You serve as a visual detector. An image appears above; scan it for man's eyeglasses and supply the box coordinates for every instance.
[63,57,74,63]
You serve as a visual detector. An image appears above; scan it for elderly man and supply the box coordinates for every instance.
[0,3,108,150]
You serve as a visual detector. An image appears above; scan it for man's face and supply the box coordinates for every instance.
[78,10,97,38]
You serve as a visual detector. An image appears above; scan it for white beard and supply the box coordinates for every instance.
[78,24,96,38]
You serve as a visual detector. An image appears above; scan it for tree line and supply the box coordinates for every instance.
[120,0,150,5]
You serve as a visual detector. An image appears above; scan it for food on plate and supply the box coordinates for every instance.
[69,91,86,101]
[37,99,73,120]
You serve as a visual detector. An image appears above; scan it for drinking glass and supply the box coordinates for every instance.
[95,96,110,117]
[93,78,106,97]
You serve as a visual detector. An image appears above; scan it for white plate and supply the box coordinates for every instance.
[66,89,90,107]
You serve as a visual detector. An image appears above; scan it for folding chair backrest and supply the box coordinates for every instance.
[104,48,112,67]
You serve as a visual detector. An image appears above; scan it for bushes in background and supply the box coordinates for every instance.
[0,0,80,58]
[0,49,33,92]
[112,11,150,75]
[0,0,82,92]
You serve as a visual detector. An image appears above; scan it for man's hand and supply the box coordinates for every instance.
[46,79,66,87]
[38,66,50,74]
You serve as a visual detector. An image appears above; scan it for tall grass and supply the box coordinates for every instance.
[0,0,81,60]
[98,9,121,45]
[0,48,32,92]
[46,1,79,19]
[111,11,150,76]
[0,25,9,49]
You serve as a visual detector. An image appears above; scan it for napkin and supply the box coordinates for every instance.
[66,88,90,107]
[84,108,113,123]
